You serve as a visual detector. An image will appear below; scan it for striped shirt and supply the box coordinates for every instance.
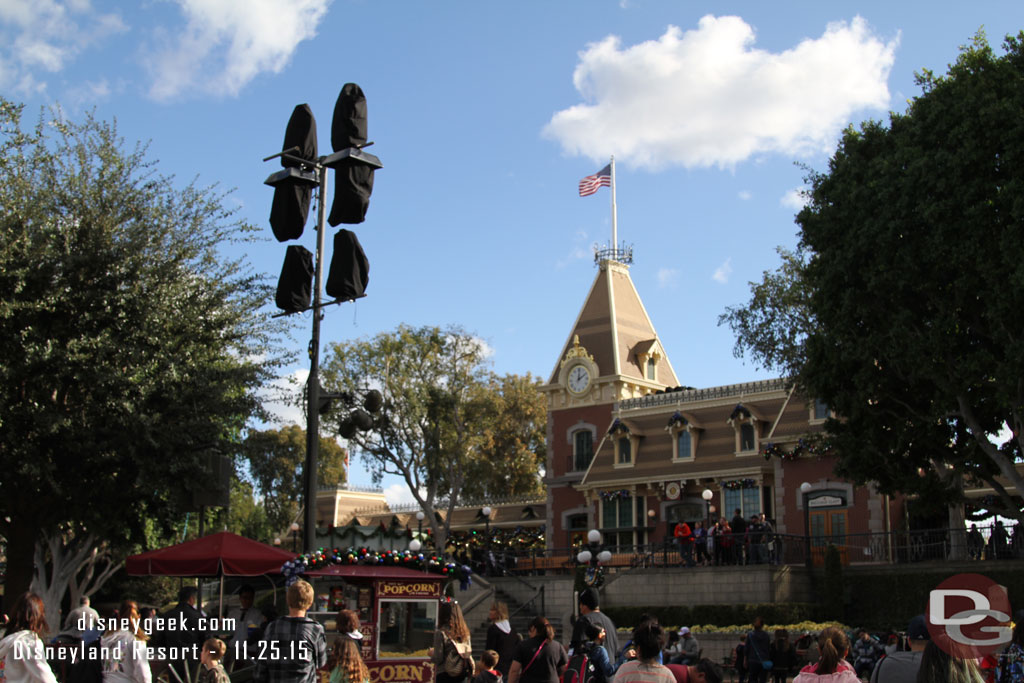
[612,660,676,683]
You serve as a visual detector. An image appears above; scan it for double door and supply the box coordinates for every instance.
[809,509,849,565]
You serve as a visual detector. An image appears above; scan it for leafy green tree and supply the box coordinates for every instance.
[0,99,287,615]
[721,32,1024,527]
[458,372,546,501]
[242,425,349,533]
[320,325,544,551]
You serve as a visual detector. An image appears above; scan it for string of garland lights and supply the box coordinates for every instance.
[281,547,474,588]
[722,478,757,490]
[760,436,836,461]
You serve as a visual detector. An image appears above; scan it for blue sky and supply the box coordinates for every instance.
[4,1,1022,504]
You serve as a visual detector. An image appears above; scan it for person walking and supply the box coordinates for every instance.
[101,600,151,683]
[486,602,520,682]
[432,602,474,683]
[327,638,370,683]
[767,630,795,683]
[508,617,567,683]
[569,589,618,663]
[0,592,59,683]
[744,618,771,683]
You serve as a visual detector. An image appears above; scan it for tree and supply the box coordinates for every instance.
[242,425,349,533]
[319,325,545,552]
[0,99,287,616]
[458,372,546,501]
[720,32,1024,525]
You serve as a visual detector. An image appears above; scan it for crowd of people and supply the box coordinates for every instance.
[673,510,779,567]
[4,583,1024,683]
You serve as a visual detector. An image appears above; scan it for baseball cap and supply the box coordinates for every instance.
[908,615,930,641]
[679,627,690,636]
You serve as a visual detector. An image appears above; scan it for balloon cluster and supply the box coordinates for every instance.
[279,546,473,587]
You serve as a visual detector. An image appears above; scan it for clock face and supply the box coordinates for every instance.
[568,365,591,394]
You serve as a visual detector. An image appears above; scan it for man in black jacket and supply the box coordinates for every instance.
[730,510,747,565]
[158,586,209,683]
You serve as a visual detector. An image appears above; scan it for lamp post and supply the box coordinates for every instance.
[801,482,813,568]
[290,522,301,553]
[482,507,492,575]
[702,488,713,531]
[273,537,282,547]
[416,510,425,544]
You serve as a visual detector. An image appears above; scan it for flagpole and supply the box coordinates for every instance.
[610,155,617,254]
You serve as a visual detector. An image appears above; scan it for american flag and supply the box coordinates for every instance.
[578,164,611,197]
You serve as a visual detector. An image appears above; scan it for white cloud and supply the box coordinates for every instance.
[145,0,330,101]
[781,187,809,210]
[0,0,127,92]
[260,368,308,428]
[712,257,733,284]
[383,483,420,508]
[738,190,752,201]
[656,267,678,288]
[545,15,897,170]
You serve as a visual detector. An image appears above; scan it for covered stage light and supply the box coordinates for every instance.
[327,84,382,226]
[275,244,314,313]
[267,104,318,241]
[325,229,369,301]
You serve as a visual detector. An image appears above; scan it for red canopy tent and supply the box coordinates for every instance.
[126,532,296,617]
[126,531,295,577]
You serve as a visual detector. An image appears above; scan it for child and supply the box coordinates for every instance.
[328,638,371,683]
[199,638,231,683]
[734,634,747,683]
[472,650,502,683]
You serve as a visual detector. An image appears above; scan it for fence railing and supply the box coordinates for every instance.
[458,524,1022,576]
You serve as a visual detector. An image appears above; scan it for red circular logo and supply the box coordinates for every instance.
[926,573,1013,659]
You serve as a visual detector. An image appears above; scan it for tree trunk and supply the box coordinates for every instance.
[2,517,35,615]
[948,502,967,561]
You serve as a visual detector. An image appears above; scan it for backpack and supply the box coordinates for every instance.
[561,648,598,683]
[443,633,476,679]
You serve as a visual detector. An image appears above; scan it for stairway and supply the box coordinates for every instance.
[470,584,564,657]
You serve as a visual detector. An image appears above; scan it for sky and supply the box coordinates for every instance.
[3,0,1022,506]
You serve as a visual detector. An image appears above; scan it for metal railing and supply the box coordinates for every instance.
[473,524,1022,573]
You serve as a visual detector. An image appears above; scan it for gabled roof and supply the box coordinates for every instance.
[548,260,679,386]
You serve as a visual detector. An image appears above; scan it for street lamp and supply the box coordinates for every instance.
[801,482,813,568]
[482,507,492,575]
[416,510,425,543]
[273,537,282,546]
[702,488,713,531]
[290,522,301,552]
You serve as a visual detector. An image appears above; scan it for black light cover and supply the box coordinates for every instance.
[270,104,318,241]
[325,229,369,301]
[275,244,314,313]
[328,84,374,226]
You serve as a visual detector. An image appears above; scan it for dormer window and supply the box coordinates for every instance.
[634,340,663,383]
[728,404,760,456]
[609,419,638,467]
[667,411,698,461]
[811,399,831,422]
[647,357,656,380]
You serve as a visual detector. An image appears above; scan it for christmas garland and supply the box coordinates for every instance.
[722,478,757,490]
[599,489,631,500]
[281,547,473,589]
[667,411,688,428]
[760,436,836,461]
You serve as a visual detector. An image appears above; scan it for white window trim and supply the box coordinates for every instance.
[809,399,832,425]
[728,414,760,457]
[668,423,698,462]
[612,432,639,468]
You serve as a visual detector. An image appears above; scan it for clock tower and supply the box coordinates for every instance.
[540,250,679,549]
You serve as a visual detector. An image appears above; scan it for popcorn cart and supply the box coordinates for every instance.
[304,564,447,683]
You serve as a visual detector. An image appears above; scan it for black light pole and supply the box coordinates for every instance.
[263,87,381,554]
[290,521,301,552]
[801,482,812,568]
[702,488,713,531]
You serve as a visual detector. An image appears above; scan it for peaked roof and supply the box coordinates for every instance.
[548,259,679,387]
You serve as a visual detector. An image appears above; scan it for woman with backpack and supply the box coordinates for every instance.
[432,602,474,683]
[507,617,566,683]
